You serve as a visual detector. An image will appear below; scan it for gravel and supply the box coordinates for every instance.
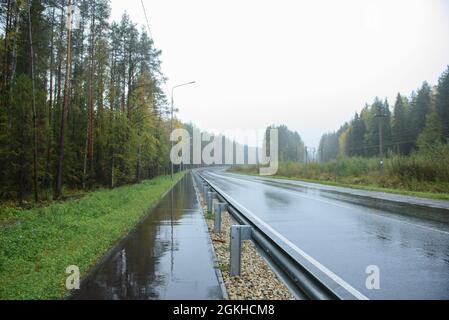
[194,180,295,300]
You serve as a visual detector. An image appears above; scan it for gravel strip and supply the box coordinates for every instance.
[193,180,294,300]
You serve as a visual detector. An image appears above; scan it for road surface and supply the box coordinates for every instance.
[201,168,449,300]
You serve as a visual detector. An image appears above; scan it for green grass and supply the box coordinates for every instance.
[0,173,185,300]
[271,175,449,201]
[230,164,449,201]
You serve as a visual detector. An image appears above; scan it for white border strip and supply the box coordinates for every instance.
[203,171,369,301]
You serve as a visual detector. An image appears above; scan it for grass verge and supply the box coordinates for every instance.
[0,173,185,300]
[229,166,449,201]
[271,176,449,201]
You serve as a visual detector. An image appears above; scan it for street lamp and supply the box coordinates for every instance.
[171,81,196,180]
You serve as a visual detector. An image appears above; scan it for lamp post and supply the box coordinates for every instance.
[171,81,196,179]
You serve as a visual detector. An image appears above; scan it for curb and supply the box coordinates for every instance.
[192,176,229,301]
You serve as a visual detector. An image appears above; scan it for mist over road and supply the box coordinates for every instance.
[202,168,449,300]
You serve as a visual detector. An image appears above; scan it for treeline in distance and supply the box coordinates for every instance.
[319,66,449,162]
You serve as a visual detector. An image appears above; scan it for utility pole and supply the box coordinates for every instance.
[379,120,383,159]
[375,113,387,169]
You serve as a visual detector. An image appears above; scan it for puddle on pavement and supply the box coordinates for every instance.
[71,173,223,300]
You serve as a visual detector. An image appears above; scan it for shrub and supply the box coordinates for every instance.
[231,142,449,194]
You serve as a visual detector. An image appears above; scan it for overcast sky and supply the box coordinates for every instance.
[110,0,449,148]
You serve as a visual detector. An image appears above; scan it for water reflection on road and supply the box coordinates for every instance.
[204,170,449,300]
[72,174,222,300]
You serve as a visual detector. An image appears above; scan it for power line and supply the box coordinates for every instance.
[139,0,153,40]
[139,0,172,107]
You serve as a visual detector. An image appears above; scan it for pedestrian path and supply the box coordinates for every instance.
[71,173,224,300]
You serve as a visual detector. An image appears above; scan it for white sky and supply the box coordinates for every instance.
[110,0,449,148]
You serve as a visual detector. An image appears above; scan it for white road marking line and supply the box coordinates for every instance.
[213,172,449,236]
[203,172,370,300]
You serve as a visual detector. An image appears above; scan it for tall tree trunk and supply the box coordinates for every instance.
[1,0,12,108]
[55,0,74,199]
[82,124,88,189]
[87,0,96,186]
[136,143,141,182]
[126,54,133,119]
[121,37,126,113]
[56,4,66,118]
[27,0,39,202]
[111,150,115,188]
[9,12,19,86]
[46,5,56,188]
[109,46,116,111]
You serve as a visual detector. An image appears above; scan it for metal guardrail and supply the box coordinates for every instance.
[193,170,369,301]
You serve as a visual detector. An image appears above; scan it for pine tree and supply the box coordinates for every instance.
[392,93,408,154]
[318,132,339,162]
[346,113,366,157]
[408,82,432,148]
[267,125,305,162]
[435,66,449,139]
[417,104,444,149]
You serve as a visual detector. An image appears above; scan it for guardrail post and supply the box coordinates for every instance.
[213,202,227,233]
[202,184,209,198]
[230,225,252,277]
[207,192,215,213]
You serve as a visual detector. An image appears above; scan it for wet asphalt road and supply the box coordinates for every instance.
[72,174,223,300]
[202,169,449,300]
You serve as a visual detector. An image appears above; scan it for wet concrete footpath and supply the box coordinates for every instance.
[71,173,224,300]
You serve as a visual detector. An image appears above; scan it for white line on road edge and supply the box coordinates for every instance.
[203,172,370,301]
[220,172,449,236]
